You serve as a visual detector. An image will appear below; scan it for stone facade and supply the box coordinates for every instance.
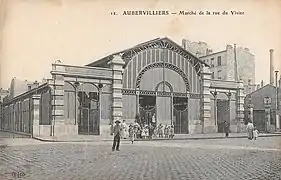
[1,37,247,137]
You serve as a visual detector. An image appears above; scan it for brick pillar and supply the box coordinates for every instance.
[32,94,41,137]
[50,61,78,136]
[201,66,216,133]
[108,54,125,134]
[236,80,245,132]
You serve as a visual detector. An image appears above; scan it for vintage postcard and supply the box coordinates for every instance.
[0,0,281,179]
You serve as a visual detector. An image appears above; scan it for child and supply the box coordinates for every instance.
[253,127,259,140]
[153,126,158,138]
[141,126,146,139]
[159,124,164,138]
[164,125,169,138]
[169,125,175,138]
[144,125,149,140]
[129,125,134,144]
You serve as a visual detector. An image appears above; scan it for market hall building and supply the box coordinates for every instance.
[0,37,245,138]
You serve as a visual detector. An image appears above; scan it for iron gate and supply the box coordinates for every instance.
[78,92,100,135]
[173,97,188,134]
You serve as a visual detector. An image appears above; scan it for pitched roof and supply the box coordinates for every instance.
[245,84,277,97]
[86,37,210,68]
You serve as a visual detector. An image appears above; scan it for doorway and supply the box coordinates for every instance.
[217,100,230,133]
[173,97,189,134]
[139,95,156,126]
[78,92,100,135]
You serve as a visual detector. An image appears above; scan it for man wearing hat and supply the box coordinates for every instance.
[112,120,122,151]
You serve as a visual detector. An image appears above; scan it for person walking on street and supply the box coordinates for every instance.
[224,121,229,137]
[112,120,122,151]
[246,121,254,140]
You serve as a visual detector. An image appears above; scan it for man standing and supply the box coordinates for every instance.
[112,120,121,151]
[224,121,229,137]
[246,121,254,140]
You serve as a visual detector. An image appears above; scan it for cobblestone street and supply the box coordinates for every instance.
[0,137,280,180]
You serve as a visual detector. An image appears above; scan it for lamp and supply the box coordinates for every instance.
[74,77,80,88]
[98,83,103,89]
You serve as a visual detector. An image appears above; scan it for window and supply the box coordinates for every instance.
[217,56,222,66]
[211,58,214,67]
[211,72,214,79]
[217,70,222,79]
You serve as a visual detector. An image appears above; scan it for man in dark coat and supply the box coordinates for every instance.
[112,120,122,151]
[224,121,229,137]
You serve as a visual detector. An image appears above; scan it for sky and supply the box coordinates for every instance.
[0,0,281,89]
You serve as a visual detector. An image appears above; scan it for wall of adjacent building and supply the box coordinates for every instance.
[236,47,256,84]
[182,40,256,89]
[9,78,41,99]
[182,39,212,57]
[0,88,9,102]
[200,51,227,80]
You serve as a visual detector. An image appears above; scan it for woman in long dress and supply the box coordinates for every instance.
[120,120,128,139]
[129,125,134,144]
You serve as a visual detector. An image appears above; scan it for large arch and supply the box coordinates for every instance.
[122,48,202,93]
[135,62,190,92]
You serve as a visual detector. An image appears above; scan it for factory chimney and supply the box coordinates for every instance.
[270,49,274,85]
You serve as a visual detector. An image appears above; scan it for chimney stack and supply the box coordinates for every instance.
[270,49,274,85]
[261,80,264,87]
[182,39,187,50]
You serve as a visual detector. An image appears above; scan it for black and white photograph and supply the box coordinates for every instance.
[0,0,281,179]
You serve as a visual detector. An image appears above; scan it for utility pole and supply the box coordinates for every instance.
[275,70,279,130]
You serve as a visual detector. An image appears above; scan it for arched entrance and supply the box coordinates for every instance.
[136,62,190,134]
[155,81,173,127]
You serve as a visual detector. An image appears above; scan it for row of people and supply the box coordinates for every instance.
[154,124,175,138]
[119,120,176,143]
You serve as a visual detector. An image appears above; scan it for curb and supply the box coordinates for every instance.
[0,144,7,148]
[31,134,281,143]
[0,130,31,137]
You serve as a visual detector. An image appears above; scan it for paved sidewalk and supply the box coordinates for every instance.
[33,132,281,142]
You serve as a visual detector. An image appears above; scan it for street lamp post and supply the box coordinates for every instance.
[136,87,140,115]
[264,96,271,133]
[275,70,279,130]
[74,78,80,126]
